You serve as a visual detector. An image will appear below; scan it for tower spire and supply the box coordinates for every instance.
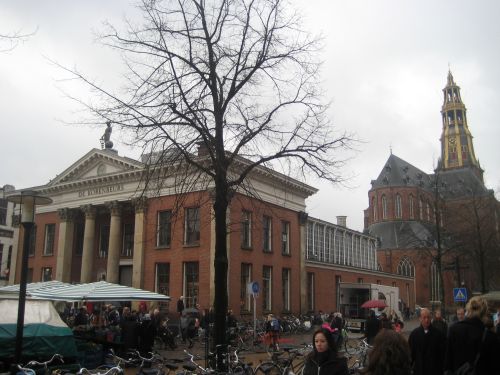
[439,71,483,181]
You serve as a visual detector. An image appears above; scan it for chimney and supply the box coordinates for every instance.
[197,141,210,156]
[336,216,347,227]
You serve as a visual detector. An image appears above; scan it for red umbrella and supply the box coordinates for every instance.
[361,299,387,309]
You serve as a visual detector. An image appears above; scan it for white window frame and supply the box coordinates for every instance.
[282,268,291,312]
[262,266,272,311]
[43,223,56,256]
[263,216,272,252]
[157,210,172,247]
[184,207,200,246]
[241,210,252,248]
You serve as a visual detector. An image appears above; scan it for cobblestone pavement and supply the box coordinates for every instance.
[153,318,421,369]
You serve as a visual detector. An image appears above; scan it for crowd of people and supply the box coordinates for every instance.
[61,301,175,356]
[360,296,500,375]
[302,296,500,375]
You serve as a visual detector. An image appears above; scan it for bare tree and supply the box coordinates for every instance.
[59,0,353,361]
[0,28,36,52]
[445,188,500,293]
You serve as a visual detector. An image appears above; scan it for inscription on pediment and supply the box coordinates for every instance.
[78,184,124,198]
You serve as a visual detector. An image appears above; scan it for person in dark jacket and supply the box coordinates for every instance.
[120,310,139,354]
[364,310,381,345]
[138,313,156,356]
[444,296,500,375]
[431,309,448,338]
[408,308,445,375]
[379,312,393,330]
[360,329,412,375]
[302,327,348,375]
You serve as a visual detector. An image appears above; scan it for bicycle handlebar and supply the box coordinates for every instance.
[26,353,64,367]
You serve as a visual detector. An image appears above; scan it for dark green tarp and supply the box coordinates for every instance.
[0,324,77,359]
[0,299,77,361]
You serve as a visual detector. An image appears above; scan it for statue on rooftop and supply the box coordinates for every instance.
[101,121,114,149]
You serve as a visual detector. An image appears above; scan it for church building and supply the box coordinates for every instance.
[365,72,500,309]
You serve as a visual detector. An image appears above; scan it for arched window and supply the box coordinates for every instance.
[382,195,387,219]
[430,261,441,302]
[409,194,414,219]
[426,202,431,221]
[377,263,383,272]
[395,194,402,218]
[419,197,424,220]
[397,257,415,277]
[372,197,377,221]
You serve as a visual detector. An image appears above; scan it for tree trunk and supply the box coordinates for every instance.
[213,171,229,370]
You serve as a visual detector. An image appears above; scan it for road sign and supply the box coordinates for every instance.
[247,281,260,295]
[453,287,467,302]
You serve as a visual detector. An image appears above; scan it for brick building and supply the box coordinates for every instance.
[365,72,500,309]
[7,137,416,316]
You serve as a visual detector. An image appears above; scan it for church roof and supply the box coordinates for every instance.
[371,154,432,190]
[368,220,436,250]
[433,168,490,200]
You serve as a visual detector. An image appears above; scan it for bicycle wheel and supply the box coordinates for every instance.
[344,337,360,354]
[232,365,254,375]
[254,362,282,375]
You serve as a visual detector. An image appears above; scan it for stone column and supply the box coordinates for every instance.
[80,205,96,283]
[106,201,122,284]
[55,208,75,282]
[132,197,147,289]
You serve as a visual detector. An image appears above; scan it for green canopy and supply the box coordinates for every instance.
[0,299,77,361]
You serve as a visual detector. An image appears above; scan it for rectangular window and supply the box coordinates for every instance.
[43,224,55,256]
[282,268,291,312]
[156,263,170,296]
[122,223,134,257]
[281,221,290,255]
[184,262,199,308]
[41,267,52,281]
[358,278,364,283]
[240,263,252,312]
[241,211,252,249]
[74,222,84,256]
[28,226,37,257]
[157,210,172,247]
[99,224,110,258]
[263,216,272,252]
[184,208,200,246]
[0,199,7,226]
[262,266,272,311]
[307,272,315,312]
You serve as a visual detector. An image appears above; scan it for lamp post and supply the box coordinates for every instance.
[7,190,52,366]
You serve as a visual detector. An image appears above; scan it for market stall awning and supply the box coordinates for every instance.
[29,281,171,302]
[0,280,71,297]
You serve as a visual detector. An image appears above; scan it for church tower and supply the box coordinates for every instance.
[439,71,483,181]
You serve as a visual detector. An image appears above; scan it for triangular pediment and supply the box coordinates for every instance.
[47,148,144,186]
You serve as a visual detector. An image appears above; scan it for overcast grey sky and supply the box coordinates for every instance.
[1,0,499,231]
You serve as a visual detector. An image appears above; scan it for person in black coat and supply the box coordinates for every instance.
[120,310,139,354]
[138,313,156,356]
[444,296,500,375]
[408,308,445,375]
[302,327,348,375]
[364,310,381,345]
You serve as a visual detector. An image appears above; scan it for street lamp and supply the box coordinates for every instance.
[7,190,52,366]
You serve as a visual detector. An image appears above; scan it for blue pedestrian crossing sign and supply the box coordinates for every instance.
[453,288,467,302]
